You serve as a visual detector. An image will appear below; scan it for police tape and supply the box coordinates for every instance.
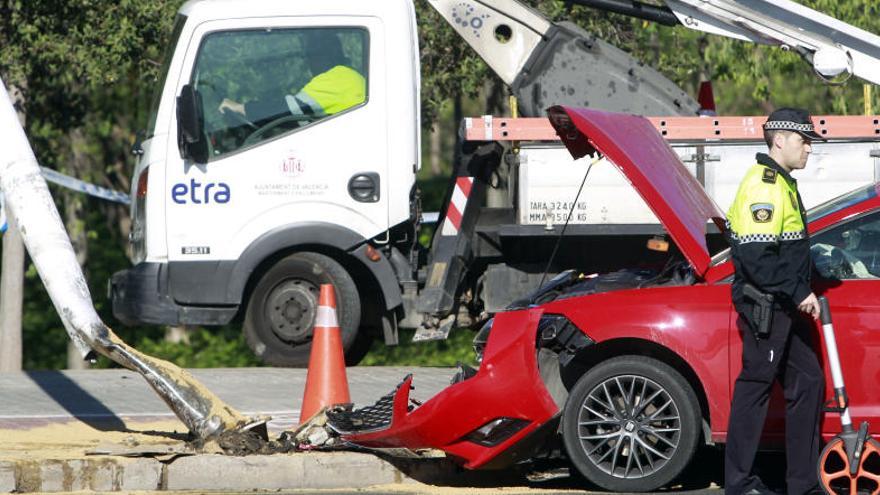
[39,167,131,205]
[1,168,129,234]
[421,211,439,224]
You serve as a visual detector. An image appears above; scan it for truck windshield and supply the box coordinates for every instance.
[191,27,368,159]
[145,14,187,139]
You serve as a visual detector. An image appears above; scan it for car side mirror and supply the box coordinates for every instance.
[176,84,209,163]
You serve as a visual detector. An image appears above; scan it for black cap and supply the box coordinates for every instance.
[763,107,824,140]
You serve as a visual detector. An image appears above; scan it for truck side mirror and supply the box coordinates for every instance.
[176,84,209,163]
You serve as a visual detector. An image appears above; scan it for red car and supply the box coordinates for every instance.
[327,107,880,492]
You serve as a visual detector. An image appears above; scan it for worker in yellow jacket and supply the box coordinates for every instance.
[220,30,365,122]
[724,108,825,495]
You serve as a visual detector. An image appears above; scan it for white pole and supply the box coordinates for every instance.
[0,76,254,439]
[821,321,852,427]
[0,79,100,359]
[0,85,26,372]
[0,221,24,371]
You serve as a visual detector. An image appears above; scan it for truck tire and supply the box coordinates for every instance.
[243,252,361,367]
[562,356,700,492]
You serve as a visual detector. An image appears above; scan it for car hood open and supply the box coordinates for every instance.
[547,106,727,277]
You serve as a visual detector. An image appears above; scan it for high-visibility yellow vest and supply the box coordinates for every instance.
[298,66,365,116]
[727,163,805,244]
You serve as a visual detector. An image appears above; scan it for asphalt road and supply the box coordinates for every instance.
[0,366,456,433]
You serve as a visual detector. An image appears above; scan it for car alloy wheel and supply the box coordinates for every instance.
[563,356,700,492]
[577,374,680,478]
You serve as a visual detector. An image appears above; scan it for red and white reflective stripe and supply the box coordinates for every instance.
[315,306,338,328]
[441,177,474,236]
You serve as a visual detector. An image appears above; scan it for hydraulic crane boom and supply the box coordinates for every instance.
[427,0,880,121]
[665,0,880,85]
[426,0,700,117]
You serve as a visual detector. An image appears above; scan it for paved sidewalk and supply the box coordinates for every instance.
[0,367,464,493]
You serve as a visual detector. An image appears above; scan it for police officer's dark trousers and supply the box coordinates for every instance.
[724,307,824,495]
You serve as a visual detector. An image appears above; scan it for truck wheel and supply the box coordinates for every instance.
[243,252,361,367]
[562,356,700,492]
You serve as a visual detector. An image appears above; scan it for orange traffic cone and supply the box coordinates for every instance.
[299,284,351,424]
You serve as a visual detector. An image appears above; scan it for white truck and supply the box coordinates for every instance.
[110,0,880,366]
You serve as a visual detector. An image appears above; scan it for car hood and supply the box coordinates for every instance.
[547,106,727,277]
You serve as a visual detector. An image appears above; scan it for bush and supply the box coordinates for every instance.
[130,326,262,368]
[361,328,477,367]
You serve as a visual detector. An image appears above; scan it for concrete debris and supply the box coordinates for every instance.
[289,408,343,450]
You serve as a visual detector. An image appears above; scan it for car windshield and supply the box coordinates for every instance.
[710,182,880,266]
[808,183,879,222]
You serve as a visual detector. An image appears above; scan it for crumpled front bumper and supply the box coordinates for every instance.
[327,307,567,469]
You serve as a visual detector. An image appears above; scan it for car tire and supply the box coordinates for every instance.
[243,252,361,367]
[562,356,701,492]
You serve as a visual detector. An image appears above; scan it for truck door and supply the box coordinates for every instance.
[164,18,388,305]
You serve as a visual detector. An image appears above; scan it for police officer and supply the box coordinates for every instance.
[220,30,365,122]
[724,108,825,495]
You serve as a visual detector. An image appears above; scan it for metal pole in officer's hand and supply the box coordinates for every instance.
[818,296,853,433]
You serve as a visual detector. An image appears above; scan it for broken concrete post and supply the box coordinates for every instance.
[0,76,258,440]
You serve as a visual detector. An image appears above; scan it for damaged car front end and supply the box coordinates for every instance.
[325,263,696,473]
[328,307,595,468]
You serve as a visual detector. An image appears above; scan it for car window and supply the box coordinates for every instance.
[811,212,880,280]
[808,183,879,223]
[191,27,368,159]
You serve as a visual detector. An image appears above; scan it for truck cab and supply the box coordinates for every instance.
[112,0,420,366]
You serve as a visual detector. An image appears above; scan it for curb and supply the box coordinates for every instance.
[0,450,526,493]
[1,457,161,493]
[166,452,415,491]
[0,452,430,493]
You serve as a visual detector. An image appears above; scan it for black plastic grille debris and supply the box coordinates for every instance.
[326,374,412,434]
